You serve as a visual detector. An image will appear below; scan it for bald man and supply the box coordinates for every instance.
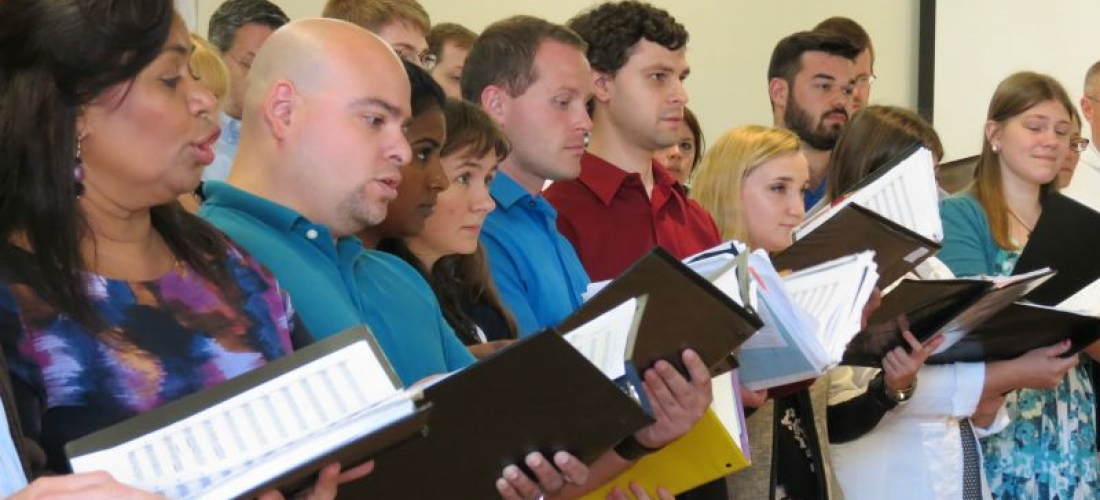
[198,19,595,499]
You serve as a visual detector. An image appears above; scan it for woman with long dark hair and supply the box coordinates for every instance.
[382,99,518,358]
[823,105,1080,500]
[0,1,362,496]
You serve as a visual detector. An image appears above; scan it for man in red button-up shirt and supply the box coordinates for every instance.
[545,3,720,283]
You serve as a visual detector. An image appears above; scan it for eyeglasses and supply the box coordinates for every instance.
[853,74,878,89]
[392,44,437,69]
[421,53,438,69]
[1071,136,1090,153]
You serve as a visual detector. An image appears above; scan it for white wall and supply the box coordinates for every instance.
[934,0,1100,161]
[193,0,920,145]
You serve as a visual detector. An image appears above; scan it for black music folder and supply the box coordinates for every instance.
[340,329,655,500]
[557,247,764,378]
[1015,192,1100,305]
[66,327,431,500]
[842,269,1054,366]
[772,204,941,289]
[927,302,1100,364]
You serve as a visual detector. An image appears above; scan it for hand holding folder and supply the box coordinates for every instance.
[927,301,1100,364]
[343,316,656,500]
[843,268,1056,366]
[576,371,751,499]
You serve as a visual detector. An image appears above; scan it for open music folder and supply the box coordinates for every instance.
[843,268,1055,366]
[799,145,942,242]
[774,146,942,289]
[563,247,764,380]
[1014,192,1100,305]
[340,307,656,500]
[734,251,878,390]
[772,204,939,289]
[66,327,431,500]
[927,301,1100,364]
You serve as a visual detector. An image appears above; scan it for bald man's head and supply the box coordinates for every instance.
[234,17,413,237]
[243,18,404,120]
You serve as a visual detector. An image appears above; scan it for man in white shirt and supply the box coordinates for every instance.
[1064,60,1100,209]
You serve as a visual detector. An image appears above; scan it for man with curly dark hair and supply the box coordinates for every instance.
[545,1,720,286]
[546,4,727,499]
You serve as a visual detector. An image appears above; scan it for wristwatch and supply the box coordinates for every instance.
[885,377,918,404]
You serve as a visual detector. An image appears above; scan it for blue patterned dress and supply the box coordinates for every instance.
[979,248,1098,499]
[0,243,299,472]
[940,193,1098,499]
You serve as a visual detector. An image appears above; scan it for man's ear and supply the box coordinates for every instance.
[265,80,296,141]
[480,84,508,123]
[1082,96,1094,125]
[592,70,613,104]
[768,77,788,109]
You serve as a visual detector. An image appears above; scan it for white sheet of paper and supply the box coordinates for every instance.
[564,298,637,380]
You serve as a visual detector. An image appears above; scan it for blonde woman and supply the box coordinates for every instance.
[692,125,842,500]
[694,125,935,500]
[182,33,231,211]
[189,33,230,103]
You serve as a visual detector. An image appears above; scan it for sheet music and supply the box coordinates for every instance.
[0,395,27,497]
[737,252,878,390]
[785,251,879,356]
[1059,276,1100,315]
[70,340,414,500]
[564,298,638,380]
[929,268,1056,354]
[683,240,752,307]
[797,147,942,242]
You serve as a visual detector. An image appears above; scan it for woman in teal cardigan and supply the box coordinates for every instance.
[939,71,1098,499]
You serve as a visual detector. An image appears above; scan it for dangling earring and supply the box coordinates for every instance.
[73,138,85,197]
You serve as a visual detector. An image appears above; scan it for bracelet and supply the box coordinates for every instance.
[613,435,663,461]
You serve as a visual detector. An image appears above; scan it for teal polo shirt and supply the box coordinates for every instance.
[199,181,474,386]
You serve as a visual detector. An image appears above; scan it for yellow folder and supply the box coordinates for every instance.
[577,408,749,499]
